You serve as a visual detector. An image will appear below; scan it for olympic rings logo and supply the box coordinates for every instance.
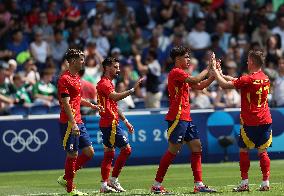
[2,129,48,153]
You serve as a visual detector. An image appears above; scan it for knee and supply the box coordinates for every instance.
[122,146,132,156]
[67,151,78,158]
[84,146,95,158]
[192,143,202,152]
[89,147,95,157]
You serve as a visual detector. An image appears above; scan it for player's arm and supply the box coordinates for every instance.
[191,76,215,90]
[61,96,79,134]
[184,68,209,84]
[80,98,103,111]
[109,77,144,101]
[118,109,134,134]
[212,68,235,89]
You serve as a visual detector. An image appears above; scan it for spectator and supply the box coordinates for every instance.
[19,58,40,88]
[60,0,81,28]
[87,25,110,57]
[30,29,51,65]
[0,62,15,111]
[272,14,284,50]
[265,35,282,70]
[186,18,211,62]
[152,24,170,52]
[135,49,162,108]
[135,0,156,30]
[6,59,17,84]
[46,0,59,25]
[6,29,29,57]
[116,81,135,111]
[33,12,54,42]
[50,29,68,65]
[273,57,284,107]
[251,20,272,49]
[12,73,32,107]
[191,89,213,109]
[67,26,85,50]
[32,68,57,106]
[214,88,241,108]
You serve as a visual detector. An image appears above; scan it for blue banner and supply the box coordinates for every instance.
[0,108,284,171]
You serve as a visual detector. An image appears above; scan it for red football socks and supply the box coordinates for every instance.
[155,150,176,183]
[191,152,202,182]
[101,151,115,182]
[64,156,77,192]
[259,151,270,181]
[75,153,92,171]
[112,147,132,178]
[240,151,250,180]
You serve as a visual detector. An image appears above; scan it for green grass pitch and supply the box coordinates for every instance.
[0,160,283,196]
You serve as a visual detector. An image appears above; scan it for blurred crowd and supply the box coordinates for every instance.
[0,0,284,115]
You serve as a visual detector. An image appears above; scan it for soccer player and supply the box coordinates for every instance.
[96,57,144,193]
[211,50,272,191]
[57,49,103,196]
[151,46,216,194]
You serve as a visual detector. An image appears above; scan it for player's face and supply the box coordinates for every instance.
[181,53,190,69]
[74,55,85,71]
[110,62,120,78]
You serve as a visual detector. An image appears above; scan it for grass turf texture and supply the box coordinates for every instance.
[0,160,283,196]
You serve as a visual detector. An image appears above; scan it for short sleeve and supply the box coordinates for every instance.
[101,80,114,97]
[233,75,252,89]
[58,76,69,95]
[173,68,189,83]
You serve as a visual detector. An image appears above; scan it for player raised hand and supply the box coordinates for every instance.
[133,77,145,91]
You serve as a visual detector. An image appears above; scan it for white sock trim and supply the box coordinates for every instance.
[153,180,161,187]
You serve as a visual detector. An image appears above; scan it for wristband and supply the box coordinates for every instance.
[123,119,129,124]
[129,88,135,93]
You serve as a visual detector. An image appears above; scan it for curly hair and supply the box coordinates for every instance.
[65,48,84,63]
[170,46,190,61]
[102,57,119,68]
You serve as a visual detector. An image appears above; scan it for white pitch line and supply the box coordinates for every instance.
[7,183,283,196]
[226,182,282,187]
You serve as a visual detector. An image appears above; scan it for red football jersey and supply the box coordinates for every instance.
[57,70,82,124]
[165,67,192,121]
[233,70,272,126]
[96,76,119,127]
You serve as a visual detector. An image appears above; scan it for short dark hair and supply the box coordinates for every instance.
[248,50,265,67]
[65,48,84,63]
[102,57,119,68]
[170,46,190,61]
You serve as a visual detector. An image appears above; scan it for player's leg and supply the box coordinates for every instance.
[151,120,185,194]
[233,124,254,192]
[100,126,117,193]
[185,122,216,193]
[75,124,94,171]
[58,122,82,194]
[256,123,272,191]
[108,125,131,192]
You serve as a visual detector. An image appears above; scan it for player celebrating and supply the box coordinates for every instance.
[211,50,272,191]
[57,49,103,196]
[151,46,216,194]
[96,57,143,193]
